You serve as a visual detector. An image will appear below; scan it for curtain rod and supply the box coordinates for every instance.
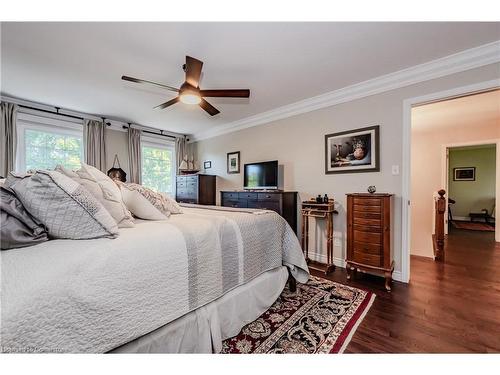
[17,103,185,140]
[122,124,177,140]
[19,104,84,121]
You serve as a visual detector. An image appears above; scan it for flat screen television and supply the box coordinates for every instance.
[244,160,278,190]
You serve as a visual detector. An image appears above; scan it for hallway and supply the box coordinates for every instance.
[311,227,500,352]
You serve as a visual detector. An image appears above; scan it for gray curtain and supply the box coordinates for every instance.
[84,119,106,172]
[128,127,142,184]
[0,102,18,177]
[176,136,187,170]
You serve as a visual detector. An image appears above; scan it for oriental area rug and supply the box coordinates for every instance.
[221,276,375,354]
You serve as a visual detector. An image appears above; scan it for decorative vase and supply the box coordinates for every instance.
[367,185,376,194]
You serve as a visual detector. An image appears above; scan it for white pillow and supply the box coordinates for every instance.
[120,186,168,220]
[56,164,135,228]
[116,182,183,219]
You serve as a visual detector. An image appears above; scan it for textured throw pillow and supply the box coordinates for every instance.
[116,182,182,219]
[56,164,134,228]
[6,171,119,239]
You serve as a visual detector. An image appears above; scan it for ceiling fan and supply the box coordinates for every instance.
[122,56,250,116]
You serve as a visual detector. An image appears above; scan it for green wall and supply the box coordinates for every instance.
[448,145,496,219]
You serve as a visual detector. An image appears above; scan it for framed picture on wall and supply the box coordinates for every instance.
[227,151,240,174]
[325,125,380,174]
[203,160,212,169]
[453,167,475,181]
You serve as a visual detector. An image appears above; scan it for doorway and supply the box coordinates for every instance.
[402,84,500,282]
[446,144,496,240]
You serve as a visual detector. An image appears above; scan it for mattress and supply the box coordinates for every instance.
[1,206,309,353]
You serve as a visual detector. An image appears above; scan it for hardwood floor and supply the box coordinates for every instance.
[311,226,500,353]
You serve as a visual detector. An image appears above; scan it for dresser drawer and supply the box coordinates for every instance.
[186,176,198,182]
[353,217,381,226]
[249,200,280,213]
[187,181,198,190]
[353,251,381,267]
[353,241,382,255]
[353,204,381,213]
[258,193,281,202]
[177,181,186,188]
[353,230,382,244]
[239,192,258,200]
[222,199,247,208]
[353,211,381,220]
[222,192,239,200]
[176,188,187,198]
[353,224,382,233]
[353,197,381,206]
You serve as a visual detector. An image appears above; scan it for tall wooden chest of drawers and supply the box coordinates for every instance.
[346,193,394,291]
[176,174,216,205]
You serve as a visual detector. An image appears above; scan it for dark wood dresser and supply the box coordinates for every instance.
[346,193,394,291]
[176,174,216,205]
[221,191,298,233]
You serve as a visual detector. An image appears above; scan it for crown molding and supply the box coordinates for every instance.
[191,40,500,142]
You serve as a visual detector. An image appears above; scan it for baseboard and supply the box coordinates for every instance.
[307,251,405,283]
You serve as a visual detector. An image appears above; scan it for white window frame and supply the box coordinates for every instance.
[140,135,176,196]
[16,112,84,172]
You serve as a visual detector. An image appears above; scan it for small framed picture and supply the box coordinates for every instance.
[453,167,475,181]
[325,125,380,174]
[203,160,212,169]
[227,151,240,174]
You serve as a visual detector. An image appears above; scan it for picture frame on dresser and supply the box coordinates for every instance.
[227,151,240,174]
[325,125,380,174]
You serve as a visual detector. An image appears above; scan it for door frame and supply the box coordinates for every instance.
[401,79,500,283]
[442,140,499,235]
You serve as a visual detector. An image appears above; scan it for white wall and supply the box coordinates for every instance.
[105,128,130,178]
[194,63,500,280]
[448,146,496,218]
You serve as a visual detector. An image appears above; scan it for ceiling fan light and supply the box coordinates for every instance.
[179,93,201,105]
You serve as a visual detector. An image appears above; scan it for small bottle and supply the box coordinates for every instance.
[323,194,329,203]
[316,194,322,203]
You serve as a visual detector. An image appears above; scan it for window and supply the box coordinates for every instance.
[16,113,83,172]
[141,138,176,194]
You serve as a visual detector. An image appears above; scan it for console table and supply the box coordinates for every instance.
[301,199,338,275]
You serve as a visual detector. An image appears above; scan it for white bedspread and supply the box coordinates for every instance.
[0,206,308,353]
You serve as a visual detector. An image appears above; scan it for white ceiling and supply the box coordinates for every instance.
[412,89,500,132]
[1,22,499,136]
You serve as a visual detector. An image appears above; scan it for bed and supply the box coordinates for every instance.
[0,205,309,353]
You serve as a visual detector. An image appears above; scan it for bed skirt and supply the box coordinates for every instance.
[109,266,289,353]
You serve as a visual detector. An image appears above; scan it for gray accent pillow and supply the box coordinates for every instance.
[0,186,49,250]
[6,170,119,240]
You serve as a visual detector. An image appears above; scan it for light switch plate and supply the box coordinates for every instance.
[392,165,400,175]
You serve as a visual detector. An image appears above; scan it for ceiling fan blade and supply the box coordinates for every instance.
[200,89,250,98]
[154,97,180,110]
[122,75,179,92]
[184,56,203,87]
[199,98,220,116]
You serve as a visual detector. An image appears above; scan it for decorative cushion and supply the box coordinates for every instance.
[56,164,134,228]
[116,182,182,219]
[6,171,119,240]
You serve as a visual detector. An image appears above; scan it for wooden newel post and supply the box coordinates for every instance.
[434,189,446,262]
